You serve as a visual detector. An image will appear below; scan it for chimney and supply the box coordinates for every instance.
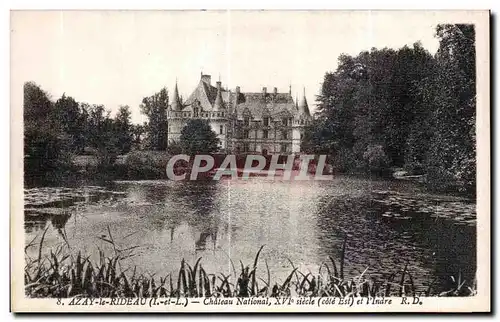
[216,81,222,90]
[201,74,211,85]
[273,87,278,95]
[262,87,267,96]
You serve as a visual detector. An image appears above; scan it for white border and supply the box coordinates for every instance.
[4,1,497,320]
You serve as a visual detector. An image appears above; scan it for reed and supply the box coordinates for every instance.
[25,236,476,298]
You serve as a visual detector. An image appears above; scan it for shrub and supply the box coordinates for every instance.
[332,147,357,173]
[363,145,390,173]
[123,150,172,180]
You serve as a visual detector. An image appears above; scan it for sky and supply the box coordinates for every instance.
[11,10,444,124]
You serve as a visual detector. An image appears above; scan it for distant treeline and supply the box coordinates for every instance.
[23,83,172,186]
[301,24,476,194]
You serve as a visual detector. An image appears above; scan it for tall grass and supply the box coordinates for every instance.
[25,235,476,298]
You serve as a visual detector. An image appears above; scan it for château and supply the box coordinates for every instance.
[167,73,312,154]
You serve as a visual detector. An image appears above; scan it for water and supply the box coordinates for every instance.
[24,176,476,294]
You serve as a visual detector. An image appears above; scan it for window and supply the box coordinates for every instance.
[282,131,288,140]
[263,130,268,139]
[263,117,269,127]
[282,118,288,126]
[281,144,287,153]
[244,117,250,126]
[244,130,250,139]
[217,112,221,117]
[194,107,199,117]
[220,125,224,135]
[300,133,303,140]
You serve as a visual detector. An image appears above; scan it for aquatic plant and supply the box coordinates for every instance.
[24,234,476,298]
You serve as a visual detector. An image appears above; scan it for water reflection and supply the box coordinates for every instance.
[24,177,476,294]
[51,212,72,245]
[314,190,476,292]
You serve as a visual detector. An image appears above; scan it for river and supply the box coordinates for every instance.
[24,176,476,295]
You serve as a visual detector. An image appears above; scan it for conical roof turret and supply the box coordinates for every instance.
[171,80,182,111]
[213,81,224,111]
[298,87,310,116]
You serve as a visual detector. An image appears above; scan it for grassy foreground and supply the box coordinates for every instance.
[25,228,476,298]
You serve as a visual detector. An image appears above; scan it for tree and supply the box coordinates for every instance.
[309,46,434,172]
[114,105,133,154]
[140,88,169,150]
[24,82,72,185]
[131,123,146,150]
[24,81,53,126]
[179,119,220,155]
[304,24,475,193]
[53,94,85,153]
[85,104,119,166]
[421,24,476,192]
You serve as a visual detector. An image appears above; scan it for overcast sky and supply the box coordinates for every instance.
[12,10,444,124]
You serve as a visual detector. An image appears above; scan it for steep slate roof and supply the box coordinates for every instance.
[184,79,230,111]
[232,92,297,120]
[213,85,224,111]
[176,74,310,119]
[171,82,182,111]
[298,88,311,117]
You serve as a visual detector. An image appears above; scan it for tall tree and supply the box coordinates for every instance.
[53,94,85,153]
[422,24,476,192]
[85,104,119,165]
[114,105,133,154]
[24,82,71,185]
[140,87,169,150]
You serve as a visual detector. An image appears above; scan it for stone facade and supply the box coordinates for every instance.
[167,73,312,154]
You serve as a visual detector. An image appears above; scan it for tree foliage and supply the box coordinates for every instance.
[303,24,476,193]
[140,88,169,150]
[23,83,135,185]
[24,82,72,185]
[114,105,133,154]
[179,119,220,155]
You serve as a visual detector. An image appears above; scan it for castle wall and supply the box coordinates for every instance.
[292,127,303,153]
[209,119,227,151]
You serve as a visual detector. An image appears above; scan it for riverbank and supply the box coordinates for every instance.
[25,151,475,196]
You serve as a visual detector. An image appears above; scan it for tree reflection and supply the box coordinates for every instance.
[170,181,222,251]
